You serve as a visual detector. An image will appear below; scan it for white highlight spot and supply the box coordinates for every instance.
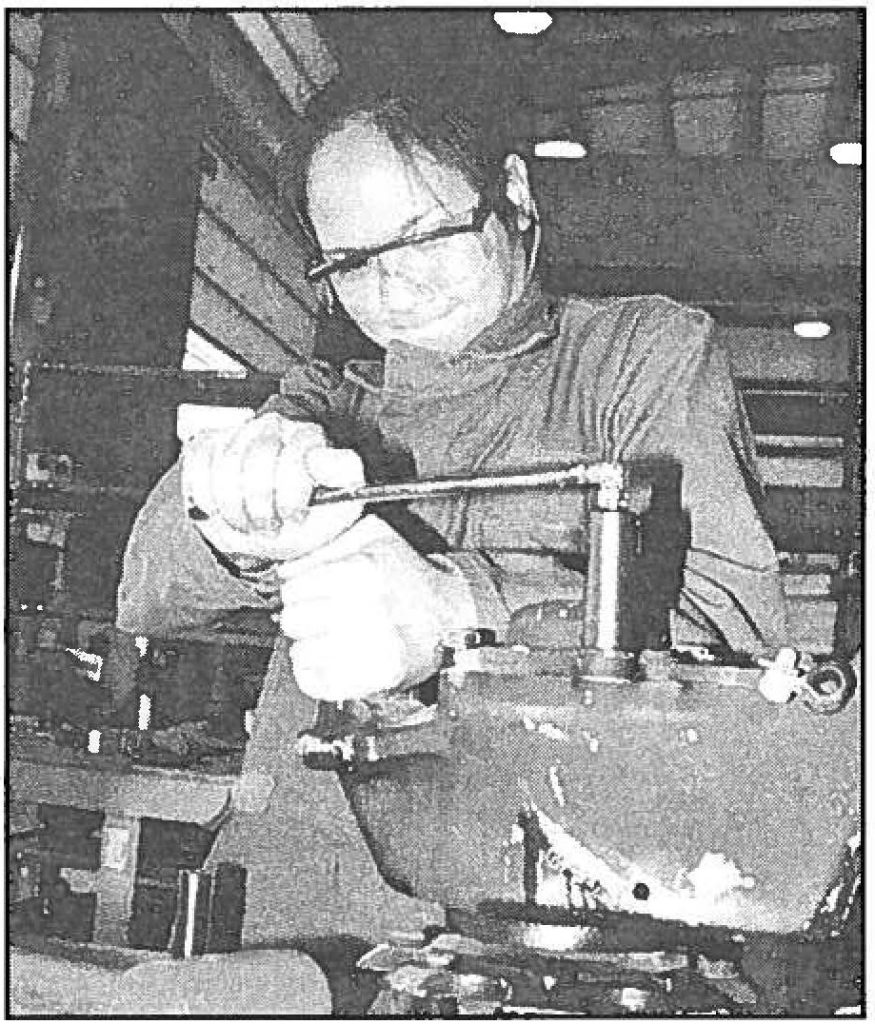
[618,988,649,1012]
[137,694,152,731]
[493,11,553,34]
[87,729,101,754]
[548,765,567,807]
[534,140,587,160]
[830,142,861,166]
[792,320,831,339]
[685,728,699,745]
[538,721,569,742]
[686,852,756,901]
[524,924,582,952]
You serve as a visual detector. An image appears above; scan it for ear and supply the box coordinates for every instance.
[503,153,536,232]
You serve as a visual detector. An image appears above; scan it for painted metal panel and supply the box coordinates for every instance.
[199,154,320,313]
[190,272,304,373]
[229,12,310,115]
[194,211,316,359]
[536,159,860,272]
[269,12,339,89]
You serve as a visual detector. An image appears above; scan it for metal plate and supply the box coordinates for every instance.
[344,664,859,934]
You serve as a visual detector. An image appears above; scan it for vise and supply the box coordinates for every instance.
[297,458,859,962]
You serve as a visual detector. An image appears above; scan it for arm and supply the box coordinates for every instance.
[115,360,359,641]
[115,460,278,640]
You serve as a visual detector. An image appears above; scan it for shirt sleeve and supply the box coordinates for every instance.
[115,461,278,639]
[115,360,351,639]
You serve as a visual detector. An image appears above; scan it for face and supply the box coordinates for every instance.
[306,118,525,354]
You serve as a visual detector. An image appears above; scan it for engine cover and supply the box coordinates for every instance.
[340,654,860,935]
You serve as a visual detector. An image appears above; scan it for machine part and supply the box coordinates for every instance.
[755,650,856,715]
[577,460,686,683]
[797,660,857,715]
[309,460,619,507]
[297,694,452,771]
[506,600,585,650]
[805,837,861,940]
[313,459,684,691]
[340,649,859,934]
[299,639,848,774]
[357,927,762,1016]
[756,647,807,703]
[440,627,497,654]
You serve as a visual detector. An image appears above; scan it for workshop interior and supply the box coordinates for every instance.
[7,8,862,1016]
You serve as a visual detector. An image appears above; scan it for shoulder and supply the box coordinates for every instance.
[546,292,717,385]
[560,292,712,335]
[559,292,714,362]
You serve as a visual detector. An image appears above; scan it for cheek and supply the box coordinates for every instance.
[329,276,398,336]
[330,232,514,337]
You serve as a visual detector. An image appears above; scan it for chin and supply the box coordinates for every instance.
[379,307,503,355]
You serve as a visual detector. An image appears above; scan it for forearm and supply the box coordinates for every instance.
[116,462,278,640]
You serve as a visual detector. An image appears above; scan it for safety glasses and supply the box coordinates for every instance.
[305,195,493,283]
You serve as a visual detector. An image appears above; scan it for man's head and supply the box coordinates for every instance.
[304,99,537,354]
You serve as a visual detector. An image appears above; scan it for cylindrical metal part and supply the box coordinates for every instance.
[595,506,622,651]
[578,470,638,683]
[170,869,212,959]
[577,460,687,684]
[309,461,612,508]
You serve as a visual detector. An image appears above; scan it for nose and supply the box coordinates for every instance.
[374,251,427,311]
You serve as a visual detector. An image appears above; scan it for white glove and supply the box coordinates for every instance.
[277,516,478,701]
[181,413,365,564]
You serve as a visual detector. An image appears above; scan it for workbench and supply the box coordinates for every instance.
[9,739,240,945]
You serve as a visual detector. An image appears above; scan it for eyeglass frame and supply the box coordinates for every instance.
[305,194,494,283]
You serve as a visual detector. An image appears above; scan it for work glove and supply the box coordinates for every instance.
[277,515,478,701]
[181,412,364,565]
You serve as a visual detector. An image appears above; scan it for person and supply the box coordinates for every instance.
[114,96,792,943]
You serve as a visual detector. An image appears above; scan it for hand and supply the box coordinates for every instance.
[277,516,477,701]
[181,412,365,563]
